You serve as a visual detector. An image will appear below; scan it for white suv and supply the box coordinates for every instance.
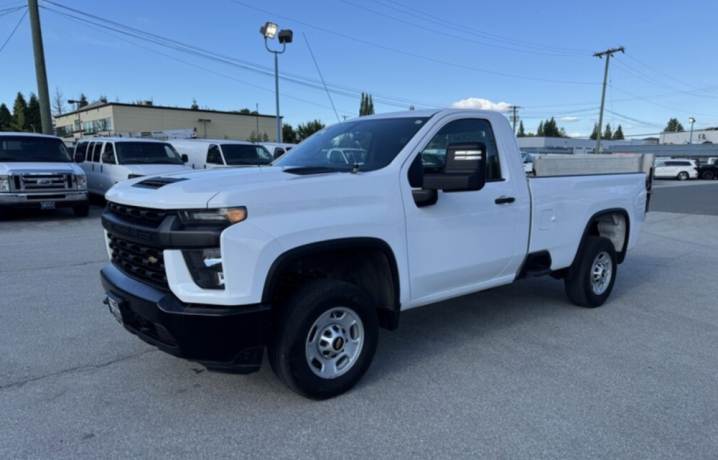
[654,159,697,180]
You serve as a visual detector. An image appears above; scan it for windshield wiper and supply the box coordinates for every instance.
[283,166,342,175]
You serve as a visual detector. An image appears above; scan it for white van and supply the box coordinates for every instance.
[74,138,191,196]
[168,139,273,169]
[1,133,89,218]
[258,142,297,160]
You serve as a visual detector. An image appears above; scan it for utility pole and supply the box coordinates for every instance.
[594,46,625,154]
[508,105,522,134]
[27,0,53,135]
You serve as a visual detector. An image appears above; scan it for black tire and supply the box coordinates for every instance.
[268,280,379,400]
[73,203,90,217]
[702,170,715,180]
[677,171,689,181]
[564,236,617,308]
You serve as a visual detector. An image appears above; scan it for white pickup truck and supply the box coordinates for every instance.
[100,109,652,399]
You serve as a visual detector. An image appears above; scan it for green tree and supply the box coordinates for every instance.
[536,121,544,137]
[664,118,684,132]
[613,125,625,140]
[10,92,28,131]
[359,93,375,116]
[603,123,613,140]
[282,123,298,144]
[0,103,11,131]
[296,119,325,141]
[517,120,526,137]
[78,93,88,108]
[99,95,108,103]
[238,108,251,114]
[190,99,199,111]
[27,93,42,133]
[590,122,599,140]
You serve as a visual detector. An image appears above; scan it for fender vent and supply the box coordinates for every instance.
[133,177,188,189]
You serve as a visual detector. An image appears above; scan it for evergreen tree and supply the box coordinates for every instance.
[603,123,613,140]
[10,92,28,131]
[543,117,559,137]
[536,121,545,137]
[99,95,108,103]
[613,125,625,140]
[663,118,684,132]
[517,120,526,137]
[590,122,599,140]
[27,93,42,133]
[0,103,11,131]
[367,94,374,115]
[190,99,199,110]
[296,119,325,141]
[78,93,88,107]
[262,132,269,142]
[359,93,375,116]
[282,123,298,144]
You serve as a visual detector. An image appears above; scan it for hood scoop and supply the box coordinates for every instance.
[133,176,188,189]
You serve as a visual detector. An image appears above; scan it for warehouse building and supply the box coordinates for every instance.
[54,101,279,142]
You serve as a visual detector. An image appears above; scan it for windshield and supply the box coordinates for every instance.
[221,144,272,166]
[115,142,184,165]
[274,117,430,172]
[0,136,72,163]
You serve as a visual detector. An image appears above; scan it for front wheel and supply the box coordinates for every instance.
[565,236,617,308]
[268,280,379,400]
[677,171,689,181]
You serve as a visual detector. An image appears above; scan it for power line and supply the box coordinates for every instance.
[0,6,26,54]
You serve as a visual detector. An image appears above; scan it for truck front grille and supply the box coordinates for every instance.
[11,172,74,192]
[107,202,171,228]
[108,234,168,290]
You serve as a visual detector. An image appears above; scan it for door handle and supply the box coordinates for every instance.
[495,196,515,205]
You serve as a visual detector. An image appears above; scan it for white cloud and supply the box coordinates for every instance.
[450,98,510,112]
[569,132,586,138]
[560,116,580,123]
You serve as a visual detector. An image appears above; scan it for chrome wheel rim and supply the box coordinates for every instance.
[590,252,612,295]
[306,307,364,379]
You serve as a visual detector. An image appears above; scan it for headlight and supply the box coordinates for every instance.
[179,207,247,225]
[183,248,224,289]
[0,175,9,192]
[76,174,87,190]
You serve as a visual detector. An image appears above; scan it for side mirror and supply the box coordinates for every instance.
[181,154,189,163]
[74,152,85,163]
[423,142,486,192]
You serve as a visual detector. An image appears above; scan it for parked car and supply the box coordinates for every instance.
[1,132,88,218]
[258,142,297,160]
[74,138,192,196]
[697,159,718,180]
[521,152,534,174]
[168,139,272,169]
[100,108,653,399]
[653,159,697,180]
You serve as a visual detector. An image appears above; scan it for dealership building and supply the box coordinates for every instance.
[54,101,279,142]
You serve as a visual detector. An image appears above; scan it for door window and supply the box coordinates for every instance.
[207,145,223,164]
[102,142,116,164]
[418,119,502,181]
[92,142,104,162]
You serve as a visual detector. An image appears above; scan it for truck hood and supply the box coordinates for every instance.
[105,166,296,208]
[123,164,192,176]
[0,162,83,175]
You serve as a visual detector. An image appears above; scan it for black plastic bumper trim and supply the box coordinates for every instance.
[100,264,271,373]
[101,210,221,249]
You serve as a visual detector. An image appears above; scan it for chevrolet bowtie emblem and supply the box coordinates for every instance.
[148,256,158,264]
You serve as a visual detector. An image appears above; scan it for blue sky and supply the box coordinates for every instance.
[1,0,717,138]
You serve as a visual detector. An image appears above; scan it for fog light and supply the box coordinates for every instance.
[183,248,225,289]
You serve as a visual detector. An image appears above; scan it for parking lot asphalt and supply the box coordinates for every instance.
[1,187,717,460]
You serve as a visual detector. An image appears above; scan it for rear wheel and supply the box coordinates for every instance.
[702,170,715,180]
[268,280,379,400]
[565,236,617,308]
[73,203,90,217]
[677,171,689,181]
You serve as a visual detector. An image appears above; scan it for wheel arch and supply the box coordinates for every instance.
[571,208,631,270]
[262,238,401,330]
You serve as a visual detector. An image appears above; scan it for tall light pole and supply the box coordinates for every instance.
[260,22,293,143]
[688,117,696,145]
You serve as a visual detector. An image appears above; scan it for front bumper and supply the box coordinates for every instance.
[100,263,271,374]
[0,191,87,209]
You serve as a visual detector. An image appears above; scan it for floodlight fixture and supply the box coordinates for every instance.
[260,22,278,39]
